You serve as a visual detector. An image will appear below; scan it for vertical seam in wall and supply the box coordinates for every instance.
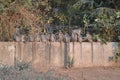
[31,42,36,69]
[14,42,16,66]
[64,42,66,67]
[91,42,93,63]
[49,42,51,64]
[60,42,62,65]
[99,42,102,66]
[34,42,36,63]
[73,42,75,62]
[19,42,21,61]
[32,42,33,62]
[21,42,23,61]
[80,42,82,60]
[101,43,105,66]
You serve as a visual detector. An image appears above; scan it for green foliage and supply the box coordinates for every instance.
[0,65,12,75]
[92,34,100,42]
[116,52,120,56]
[101,38,107,45]
[0,63,68,80]
[112,52,120,63]
[0,0,120,41]
[0,0,15,14]
[0,3,4,14]
[91,7,119,41]
[118,36,120,41]
[116,11,120,18]
[54,13,67,25]
[15,60,31,71]
[16,0,32,8]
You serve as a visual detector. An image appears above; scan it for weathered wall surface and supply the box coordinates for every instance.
[0,42,119,69]
[0,42,15,66]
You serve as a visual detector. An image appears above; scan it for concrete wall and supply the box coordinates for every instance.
[0,42,119,69]
[0,42,15,66]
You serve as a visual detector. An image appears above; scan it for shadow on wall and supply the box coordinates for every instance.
[64,43,68,68]
[112,42,119,54]
[109,42,119,62]
[0,42,119,69]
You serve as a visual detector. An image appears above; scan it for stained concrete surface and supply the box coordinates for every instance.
[0,42,119,69]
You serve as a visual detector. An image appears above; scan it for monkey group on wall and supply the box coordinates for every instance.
[14,27,100,43]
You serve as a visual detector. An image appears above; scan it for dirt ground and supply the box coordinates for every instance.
[0,66,120,80]
[53,67,120,80]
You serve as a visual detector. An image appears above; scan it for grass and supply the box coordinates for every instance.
[0,62,69,80]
